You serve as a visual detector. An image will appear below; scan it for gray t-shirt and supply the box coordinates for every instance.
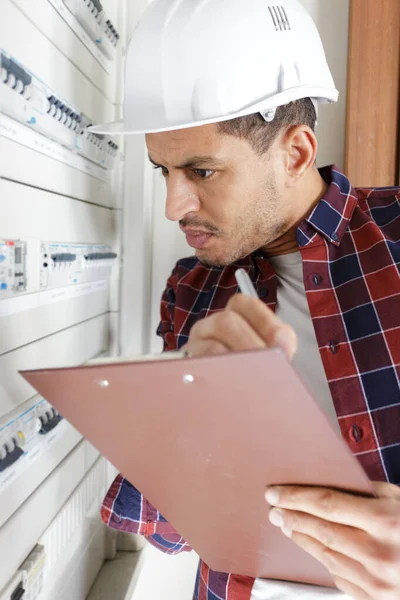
[268,252,338,427]
[251,252,348,600]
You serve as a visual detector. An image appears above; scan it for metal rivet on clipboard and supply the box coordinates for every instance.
[96,380,110,388]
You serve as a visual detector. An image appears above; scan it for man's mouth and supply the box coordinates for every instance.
[180,226,215,249]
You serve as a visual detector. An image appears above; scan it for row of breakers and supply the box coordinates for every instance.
[63,0,120,59]
[40,241,118,290]
[0,239,118,298]
[0,49,119,170]
[0,398,62,472]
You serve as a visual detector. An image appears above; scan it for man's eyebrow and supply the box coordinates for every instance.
[148,154,224,169]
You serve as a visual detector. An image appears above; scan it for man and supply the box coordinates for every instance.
[92,0,400,598]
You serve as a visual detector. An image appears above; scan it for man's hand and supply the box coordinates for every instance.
[266,483,400,599]
[181,294,297,359]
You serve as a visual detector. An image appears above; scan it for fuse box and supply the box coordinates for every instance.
[62,0,120,60]
[0,398,63,476]
[39,242,117,290]
[0,240,27,299]
[0,50,119,170]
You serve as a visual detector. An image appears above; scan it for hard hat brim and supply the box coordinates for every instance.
[89,120,127,135]
[89,86,339,136]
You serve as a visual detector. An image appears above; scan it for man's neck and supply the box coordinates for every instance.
[263,170,328,258]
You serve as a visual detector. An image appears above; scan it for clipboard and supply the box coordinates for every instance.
[20,348,374,587]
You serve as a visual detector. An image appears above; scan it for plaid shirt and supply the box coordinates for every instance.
[102,166,400,600]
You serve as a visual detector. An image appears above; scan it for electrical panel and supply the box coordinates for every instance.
[40,242,117,290]
[46,0,121,71]
[62,0,120,59]
[0,240,27,298]
[0,438,101,594]
[0,397,63,479]
[0,238,117,311]
[0,0,133,595]
[0,49,119,171]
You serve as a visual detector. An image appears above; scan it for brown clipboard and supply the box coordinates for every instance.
[20,348,374,587]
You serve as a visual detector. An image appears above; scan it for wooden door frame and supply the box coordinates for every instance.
[345,0,400,187]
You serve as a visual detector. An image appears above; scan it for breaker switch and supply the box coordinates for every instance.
[85,252,117,261]
[92,0,103,11]
[51,253,77,263]
[0,444,24,472]
[10,581,25,600]
[39,411,63,435]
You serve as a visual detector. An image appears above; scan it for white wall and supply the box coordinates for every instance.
[148,0,350,353]
[301,0,350,168]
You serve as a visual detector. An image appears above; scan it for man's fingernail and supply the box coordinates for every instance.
[273,329,297,358]
[281,526,292,538]
[265,487,280,505]
[269,508,284,527]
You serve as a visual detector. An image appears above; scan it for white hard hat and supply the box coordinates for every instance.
[91,0,338,136]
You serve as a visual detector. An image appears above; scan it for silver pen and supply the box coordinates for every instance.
[235,268,258,298]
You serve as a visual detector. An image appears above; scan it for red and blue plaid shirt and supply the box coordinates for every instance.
[102,166,400,600]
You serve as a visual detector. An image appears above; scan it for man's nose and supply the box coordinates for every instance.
[165,175,201,222]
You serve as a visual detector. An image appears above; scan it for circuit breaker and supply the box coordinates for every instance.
[0,50,119,170]
[61,0,120,60]
[39,242,117,290]
[0,397,63,475]
[0,240,27,298]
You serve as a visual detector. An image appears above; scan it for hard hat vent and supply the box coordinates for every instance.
[268,6,291,31]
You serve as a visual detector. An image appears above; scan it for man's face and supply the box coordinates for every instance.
[146,123,290,266]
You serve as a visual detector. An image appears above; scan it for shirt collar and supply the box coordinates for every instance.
[222,166,358,269]
[296,165,359,248]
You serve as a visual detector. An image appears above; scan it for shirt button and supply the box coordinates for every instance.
[258,288,268,298]
[351,424,363,443]
[313,274,321,286]
[329,340,338,354]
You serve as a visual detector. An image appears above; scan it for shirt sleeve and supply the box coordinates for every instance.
[101,475,192,555]
[156,263,181,351]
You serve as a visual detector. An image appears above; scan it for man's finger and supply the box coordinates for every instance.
[265,485,400,542]
[181,339,228,357]
[227,294,297,358]
[372,481,400,500]
[189,309,268,352]
[289,532,388,599]
[332,576,370,600]
[269,508,400,586]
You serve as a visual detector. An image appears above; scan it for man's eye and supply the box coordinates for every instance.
[153,165,169,177]
[193,169,214,179]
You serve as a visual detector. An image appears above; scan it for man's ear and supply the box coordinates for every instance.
[282,125,318,185]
